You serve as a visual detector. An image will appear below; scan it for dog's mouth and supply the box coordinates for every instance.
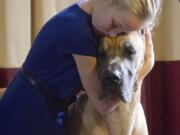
[98,71,133,103]
[99,85,132,103]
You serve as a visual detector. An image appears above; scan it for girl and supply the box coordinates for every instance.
[0,0,161,135]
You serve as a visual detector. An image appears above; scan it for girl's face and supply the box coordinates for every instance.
[92,3,145,37]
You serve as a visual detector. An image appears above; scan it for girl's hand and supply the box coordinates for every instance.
[137,29,155,81]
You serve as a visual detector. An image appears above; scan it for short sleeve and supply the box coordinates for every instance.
[54,17,98,57]
[52,7,99,57]
[58,29,98,56]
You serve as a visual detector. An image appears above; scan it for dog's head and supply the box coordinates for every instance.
[97,30,146,103]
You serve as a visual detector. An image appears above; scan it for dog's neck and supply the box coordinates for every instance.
[104,80,143,135]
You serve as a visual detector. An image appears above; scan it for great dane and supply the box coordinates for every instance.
[65,30,149,135]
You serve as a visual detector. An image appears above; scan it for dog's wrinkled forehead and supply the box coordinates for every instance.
[99,31,146,57]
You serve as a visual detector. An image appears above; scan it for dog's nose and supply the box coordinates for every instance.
[102,71,122,86]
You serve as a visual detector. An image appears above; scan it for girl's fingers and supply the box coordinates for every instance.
[137,28,155,81]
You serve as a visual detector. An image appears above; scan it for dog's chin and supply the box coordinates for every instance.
[98,87,133,103]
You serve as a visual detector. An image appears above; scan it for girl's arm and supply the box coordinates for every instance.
[137,29,154,81]
[73,54,120,116]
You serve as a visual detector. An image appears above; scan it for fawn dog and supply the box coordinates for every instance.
[65,30,149,135]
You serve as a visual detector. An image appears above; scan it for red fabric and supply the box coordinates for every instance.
[0,68,19,88]
[142,61,180,135]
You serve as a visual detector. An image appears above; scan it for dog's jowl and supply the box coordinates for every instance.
[66,31,149,135]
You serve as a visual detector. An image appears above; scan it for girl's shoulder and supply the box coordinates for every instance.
[49,4,91,31]
[36,3,93,43]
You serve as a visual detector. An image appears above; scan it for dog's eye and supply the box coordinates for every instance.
[123,42,136,58]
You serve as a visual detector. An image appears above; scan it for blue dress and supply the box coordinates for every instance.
[0,4,99,135]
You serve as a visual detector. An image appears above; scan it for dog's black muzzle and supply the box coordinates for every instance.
[102,70,123,87]
[99,69,125,100]
[98,67,133,103]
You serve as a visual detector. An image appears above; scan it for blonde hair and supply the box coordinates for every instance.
[116,0,161,28]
